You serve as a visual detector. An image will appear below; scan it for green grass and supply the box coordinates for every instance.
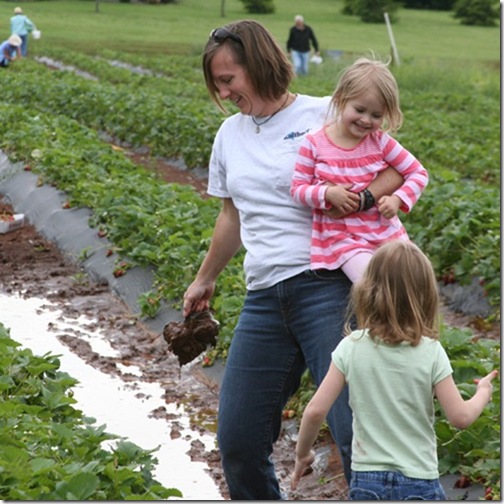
[0,0,499,61]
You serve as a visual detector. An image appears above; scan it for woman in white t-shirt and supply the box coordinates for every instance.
[182,19,403,500]
[291,240,497,500]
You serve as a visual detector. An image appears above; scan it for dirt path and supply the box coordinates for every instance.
[0,154,498,501]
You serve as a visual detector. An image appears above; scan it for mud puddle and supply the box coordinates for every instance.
[0,291,222,500]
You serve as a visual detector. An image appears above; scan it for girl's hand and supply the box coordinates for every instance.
[324,184,360,218]
[474,370,499,402]
[290,450,315,490]
[377,195,401,219]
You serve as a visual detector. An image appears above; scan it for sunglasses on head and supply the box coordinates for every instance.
[209,28,244,47]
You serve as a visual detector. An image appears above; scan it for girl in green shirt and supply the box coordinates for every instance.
[291,240,497,500]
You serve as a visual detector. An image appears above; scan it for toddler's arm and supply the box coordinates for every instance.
[324,167,403,219]
[324,184,360,214]
[382,134,428,213]
[291,364,345,490]
[377,194,402,219]
[435,370,498,429]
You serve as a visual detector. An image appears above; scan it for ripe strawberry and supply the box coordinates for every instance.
[282,409,296,419]
[484,487,493,500]
[454,475,470,488]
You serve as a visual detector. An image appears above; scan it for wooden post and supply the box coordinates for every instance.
[384,12,400,66]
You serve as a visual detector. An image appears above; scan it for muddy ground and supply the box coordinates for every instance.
[0,155,499,501]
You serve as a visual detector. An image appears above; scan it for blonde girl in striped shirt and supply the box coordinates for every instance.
[291,57,428,283]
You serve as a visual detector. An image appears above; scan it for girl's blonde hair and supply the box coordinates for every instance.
[331,56,403,133]
[347,240,440,346]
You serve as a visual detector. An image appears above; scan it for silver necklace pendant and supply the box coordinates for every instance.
[251,93,291,135]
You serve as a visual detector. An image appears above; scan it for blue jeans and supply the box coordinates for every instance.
[291,50,310,75]
[20,34,28,57]
[0,48,16,67]
[349,471,447,500]
[217,269,353,500]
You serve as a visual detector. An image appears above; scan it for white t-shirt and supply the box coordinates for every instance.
[332,329,453,480]
[208,94,332,290]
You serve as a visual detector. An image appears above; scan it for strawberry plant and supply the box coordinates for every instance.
[436,325,500,498]
[0,323,182,500]
[138,291,162,319]
[404,178,500,308]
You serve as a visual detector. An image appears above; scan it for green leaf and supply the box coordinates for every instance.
[66,472,99,500]
[30,458,56,475]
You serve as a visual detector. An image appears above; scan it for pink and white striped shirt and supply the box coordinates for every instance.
[291,127,428,270]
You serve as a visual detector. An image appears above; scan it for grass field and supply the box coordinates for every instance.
[0,0,499,62]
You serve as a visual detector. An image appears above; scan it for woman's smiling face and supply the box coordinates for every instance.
[210,45,267,117]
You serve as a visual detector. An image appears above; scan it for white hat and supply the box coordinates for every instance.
[8,34,22,47]
[14,6,23,14]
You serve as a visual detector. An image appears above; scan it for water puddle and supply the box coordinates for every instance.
[107,59,161,77]
[35,56,99,80]
[0,291,222,500]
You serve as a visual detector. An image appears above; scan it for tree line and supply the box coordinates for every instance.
[240,0,499,26]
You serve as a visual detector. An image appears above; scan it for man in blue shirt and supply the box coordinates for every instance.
[10,6,34,57]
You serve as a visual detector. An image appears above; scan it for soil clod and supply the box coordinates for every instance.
[163,311,219,366]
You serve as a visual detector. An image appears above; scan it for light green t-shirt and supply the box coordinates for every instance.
[332,329,453,480]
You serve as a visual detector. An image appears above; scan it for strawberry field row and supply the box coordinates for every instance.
[1,53,499,317]
[0,324,181,500]
[2,57,220,169]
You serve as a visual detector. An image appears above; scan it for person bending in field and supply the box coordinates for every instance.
[291,240,498,500]
[0,34,21,67]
